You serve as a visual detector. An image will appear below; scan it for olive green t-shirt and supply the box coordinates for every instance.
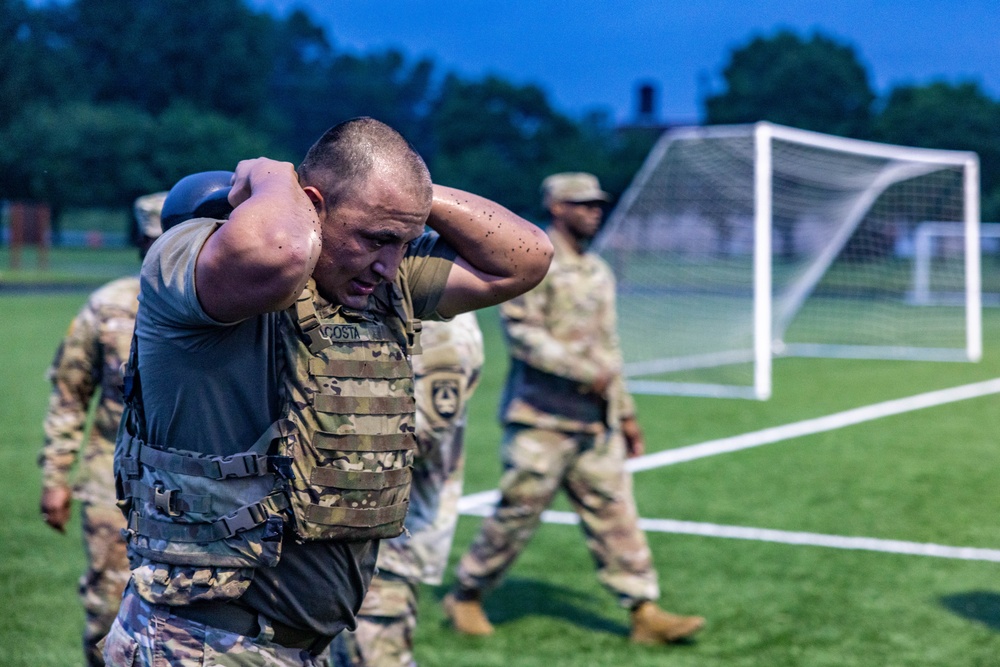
[135,217,456,636]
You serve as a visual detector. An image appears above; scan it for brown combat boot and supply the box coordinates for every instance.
[443,590,495,636]
[629,601,705,644]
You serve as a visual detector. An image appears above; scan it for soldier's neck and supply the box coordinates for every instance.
[551,224,590,256]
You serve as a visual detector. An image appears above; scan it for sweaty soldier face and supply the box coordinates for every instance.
[313,171,430,309]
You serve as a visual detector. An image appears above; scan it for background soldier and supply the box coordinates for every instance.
[39,192,166,667]
[444,172,706,646]
[333,312,485,667]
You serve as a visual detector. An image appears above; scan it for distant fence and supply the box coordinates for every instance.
[1,199,129,254]
[1,227,129,248]
[5,201,51,269]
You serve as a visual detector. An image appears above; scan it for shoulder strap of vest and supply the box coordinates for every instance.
[121,332,146,437]
[294,280,422,354]
[373,281,423,355]
[293,281,330,353]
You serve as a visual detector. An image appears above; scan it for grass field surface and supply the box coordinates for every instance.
[2,263,1000,665]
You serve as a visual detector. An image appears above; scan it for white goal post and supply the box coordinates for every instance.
[595,122,981,400]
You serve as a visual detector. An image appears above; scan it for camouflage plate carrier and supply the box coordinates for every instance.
[115,279,421,574]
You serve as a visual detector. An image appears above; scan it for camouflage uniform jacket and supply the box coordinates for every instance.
[499,227,635,433]
[375,312,484,585]
[40,276,139,506]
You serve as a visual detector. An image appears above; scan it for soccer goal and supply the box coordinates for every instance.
[595,122,981,400]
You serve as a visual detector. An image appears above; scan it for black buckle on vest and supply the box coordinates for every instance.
[122,373,136,402]
[304,327,332,353]
[216,453,261,479]
[120,438,141,477]
[120,456,140,478]
[268,456,295,480]
[407,319,423,355]
[153,484,181,517]
[220,504,266,536]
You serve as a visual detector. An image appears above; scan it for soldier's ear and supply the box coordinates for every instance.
[302,186,326,217]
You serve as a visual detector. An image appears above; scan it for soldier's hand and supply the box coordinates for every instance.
[589,369,615,397]
[228,157,295,209]
[41,485,72,533]
[621,416,645,458]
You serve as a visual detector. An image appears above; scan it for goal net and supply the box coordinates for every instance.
[910,222,1000,307]
[595,122,981,400]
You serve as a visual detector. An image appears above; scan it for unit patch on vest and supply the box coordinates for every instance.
[430,378,461,420]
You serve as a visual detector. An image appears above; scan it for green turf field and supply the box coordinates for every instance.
[3,263,1000,665]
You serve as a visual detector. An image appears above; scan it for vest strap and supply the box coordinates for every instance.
[314,432,416,453]
[296,288,331,354]
[407,319,423,355]
[119,422,295,481]
[303,327,332,353]
[295,288,320,333]
[308,358,412,379]
[314,394,414,415]
[134,444,286,480]
[302,500,409,528]
[118,434,143,477]
[128,493,289,543]
[310,466,411,490]
[123,479,212,516]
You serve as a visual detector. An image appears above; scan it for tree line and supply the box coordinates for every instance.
[0,0,651,228]
[704,30,1000,222]
[2,0,999,231]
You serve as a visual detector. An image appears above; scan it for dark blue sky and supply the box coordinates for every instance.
[250,0,999,125]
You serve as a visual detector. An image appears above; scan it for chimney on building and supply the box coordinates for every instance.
[635,81,659,126]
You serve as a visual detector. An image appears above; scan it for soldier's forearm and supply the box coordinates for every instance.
[39,450,77,488]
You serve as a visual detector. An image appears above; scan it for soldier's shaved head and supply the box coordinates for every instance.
[298,116,432,210]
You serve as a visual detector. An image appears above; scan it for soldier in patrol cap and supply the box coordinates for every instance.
[443,172,706,646]
[39,190,166,667]
[332,312,484,667]
[103,117,552,667]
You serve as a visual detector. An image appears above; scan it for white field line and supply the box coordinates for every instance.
[458,377,1000,561]
[627,376,1000,472]
[458,502,1000,561]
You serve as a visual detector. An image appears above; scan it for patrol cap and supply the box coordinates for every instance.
[161,170,235,232]
[541,172,611,207]
[133,191,168,239]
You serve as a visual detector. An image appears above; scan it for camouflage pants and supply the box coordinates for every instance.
[81,503,131,667]
[456,424,660,608]
[330,574,417,667]
[103,584,332,667]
